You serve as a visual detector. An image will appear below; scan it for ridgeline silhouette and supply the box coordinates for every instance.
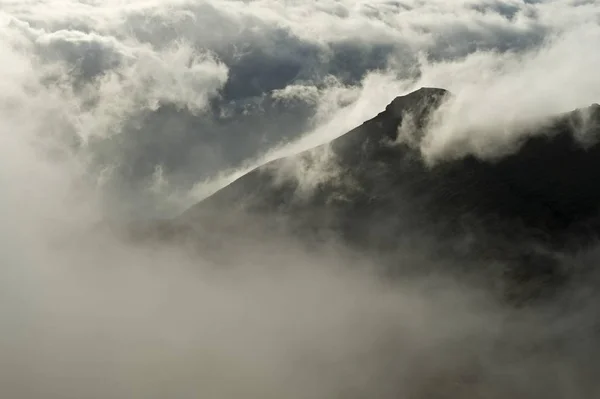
[153,88,600,303]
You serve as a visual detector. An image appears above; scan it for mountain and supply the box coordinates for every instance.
[170,87,600,302]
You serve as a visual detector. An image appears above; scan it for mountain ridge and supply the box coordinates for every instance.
[163,87,600,302]
[184,87,600,234]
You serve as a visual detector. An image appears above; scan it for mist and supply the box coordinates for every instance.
[2,0,600,398]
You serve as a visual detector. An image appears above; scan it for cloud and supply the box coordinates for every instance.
[418,22,600,162]
[3,0,599,210]
[2,1,600,398]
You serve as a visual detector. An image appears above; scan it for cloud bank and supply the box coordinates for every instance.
[1,0,600,398]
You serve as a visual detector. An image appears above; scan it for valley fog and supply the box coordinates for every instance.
[3,199,600,398]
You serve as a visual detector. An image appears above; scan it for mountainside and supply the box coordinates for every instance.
[176,87,600,302]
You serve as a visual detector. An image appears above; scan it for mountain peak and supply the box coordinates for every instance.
[174,87,600,302]
[384,87,449,119]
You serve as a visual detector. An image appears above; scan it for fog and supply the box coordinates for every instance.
[1,0,600,398]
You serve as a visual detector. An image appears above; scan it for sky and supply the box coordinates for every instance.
[1,1,600,398]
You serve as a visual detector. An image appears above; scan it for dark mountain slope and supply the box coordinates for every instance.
[178,88,600,301]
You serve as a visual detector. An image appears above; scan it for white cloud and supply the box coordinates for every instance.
[418,23,600,162]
